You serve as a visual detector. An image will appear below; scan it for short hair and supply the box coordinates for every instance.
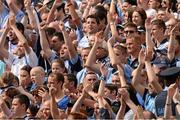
[49,72,64,86]
[4,87,20,99]
[151,19,166,32]
[14,94,30,110]
[105,84,118,95]
[16,22,24,33]
[45,27,56,36]
[124,22,138,31]
[94,5,107,24]
[21,65,32,75]
[53,32,64,42]
[1,71,15,85]
[51,59,66,69]
[86,14,100,24]
[65,74,78,88]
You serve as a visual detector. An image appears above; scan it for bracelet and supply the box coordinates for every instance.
[100,75,106,81]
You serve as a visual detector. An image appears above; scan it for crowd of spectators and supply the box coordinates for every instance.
[0,0,180,119]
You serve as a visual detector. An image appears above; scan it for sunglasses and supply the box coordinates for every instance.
[124,30,136,34]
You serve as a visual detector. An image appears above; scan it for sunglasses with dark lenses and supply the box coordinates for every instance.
[124,30,135,34]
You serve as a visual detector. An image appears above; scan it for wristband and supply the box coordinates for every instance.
[100,75,106,81]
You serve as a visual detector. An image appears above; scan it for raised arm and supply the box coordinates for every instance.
[59,21,77,59]
[71,86,87,113]
[38,22,54,59]
[115,97,126,120]
[145,17,154,54]
[0,24,10,59]
[85,33,104,75]
[49,87,60,119]
[131,49,146,97]
[24,0,38,30]
[168,22,180,61]
[119,88,138,114]
[9,15,31,54]
[173,87,180,115]
[66,0,81,27]
[145,51,163,93]
[46,0,61,24]
[164,84,176,119]
[107,37,119,67]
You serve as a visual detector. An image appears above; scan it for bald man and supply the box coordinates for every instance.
[30,66,46,91]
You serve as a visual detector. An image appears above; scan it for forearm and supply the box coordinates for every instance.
[62,30,77,58]
[126,99,138,114]
[164,96,172,119]
[146,30,154,52]
[50,96,60,119]
[145,61,162,93]
[117,65,127,87]
[85,42,98,66]
[167,34,176,61]
[26,7,38,29]
[0,28,9,47]
[98,80,105,97]
[82,5,91,19]
[116,104,126,119]
[46,5,56,24]
[71,95,84,113]
[132,64,143,86]
[67,3,81,26]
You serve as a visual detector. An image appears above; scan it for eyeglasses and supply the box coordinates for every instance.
[124,30,136,34]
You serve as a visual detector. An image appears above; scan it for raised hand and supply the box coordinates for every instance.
[167,83,177,98]
[118,88,130,101]
[173,87,180,103]
[49,86,57,97]
[24,0,31,9]
[170,22,180,35]
[59,21,65,31]
[145,17,152,31]
[95,31,104,44]
[138,48,146,65]
[100,63,108,77]
[9,14,16,27]
[39,22,47,30]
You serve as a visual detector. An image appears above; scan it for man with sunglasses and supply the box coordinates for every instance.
[123,22,141,69]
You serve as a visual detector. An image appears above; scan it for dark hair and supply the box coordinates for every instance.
[21,65,32,74]
[16,22,25,34]
[133,7,147,26]
[65,74,78,88]
[94,5,107,24]
[86,14,100,24]
[53,32,64,42]
[28,104,39,117]
[105,84,118,95]
[14,94,30,110]
[4,87,20,99]
[1,71,15,85]
[151,19,166,32]
[45,27,56,36]
[49,72,64,87]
